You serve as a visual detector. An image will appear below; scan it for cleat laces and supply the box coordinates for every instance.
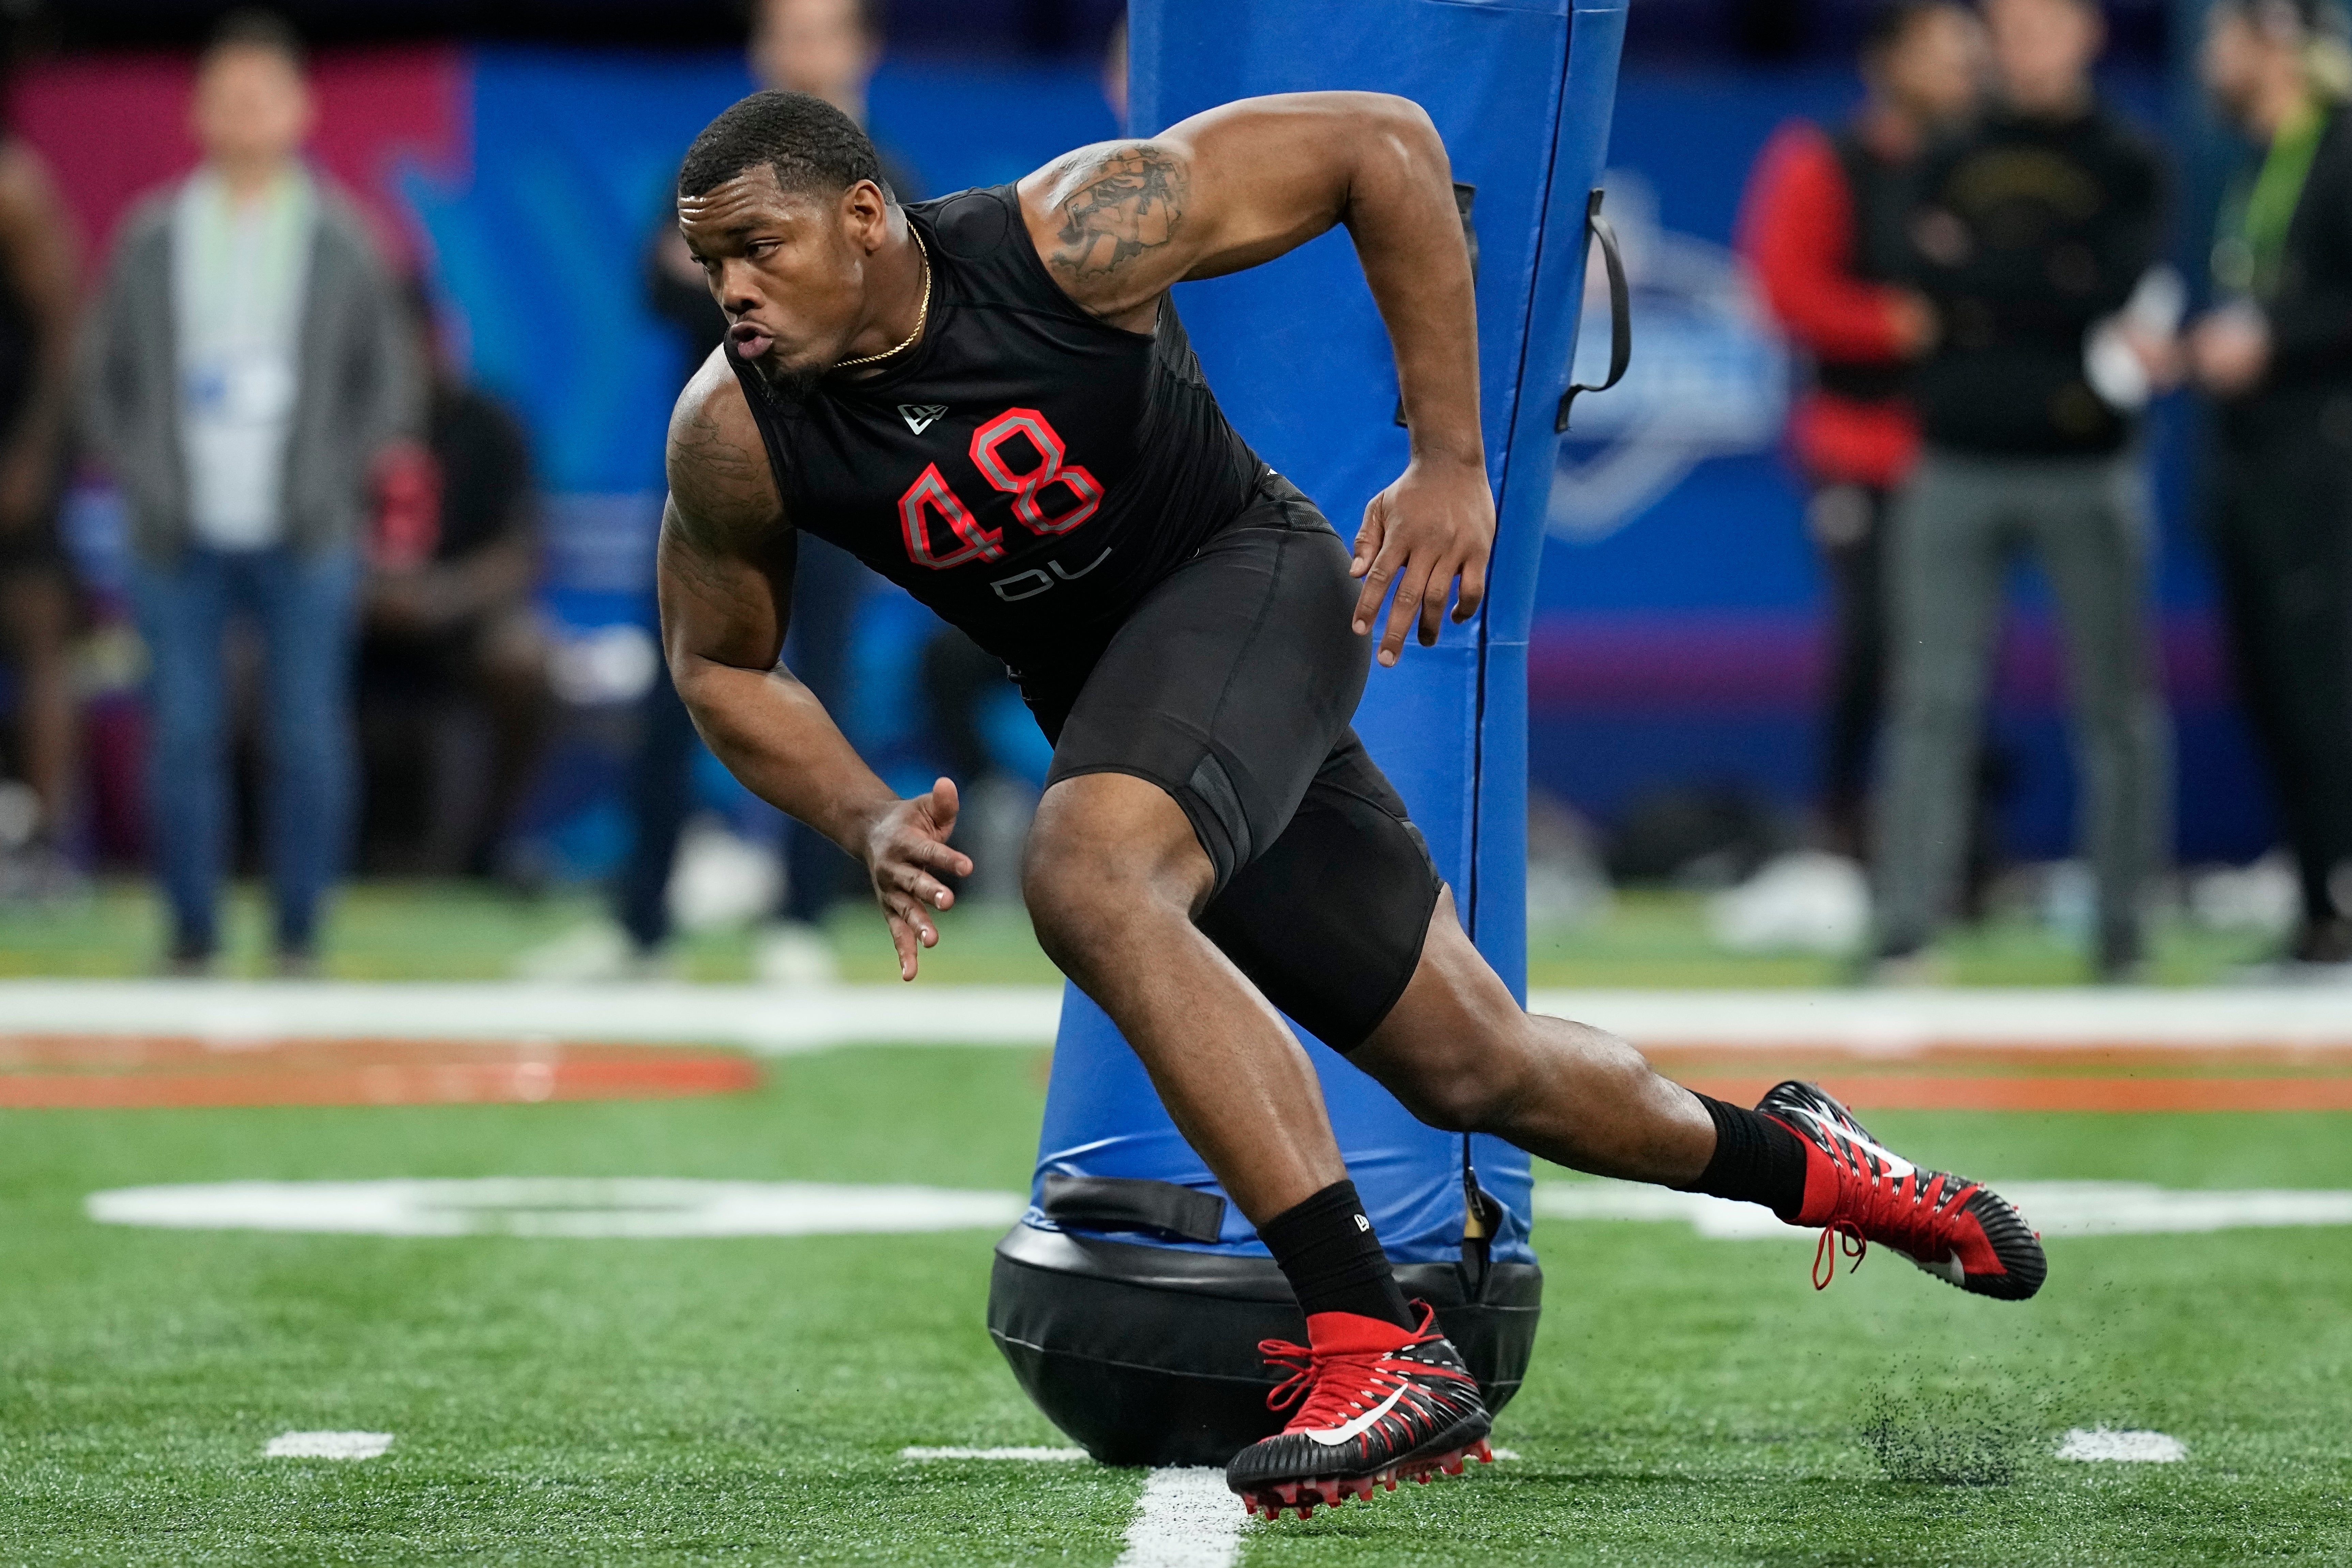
[1812,1156,1980,1290]
[1259,1339,1414,1432]
[1256,1304,1466,1434]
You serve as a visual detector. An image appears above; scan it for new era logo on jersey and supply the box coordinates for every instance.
[899,404,948,434]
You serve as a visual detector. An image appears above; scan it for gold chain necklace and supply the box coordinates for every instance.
[832,228,930,371]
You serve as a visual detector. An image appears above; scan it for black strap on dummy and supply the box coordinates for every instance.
[1557,187,1631,432]
[1041,1174,1228,1244]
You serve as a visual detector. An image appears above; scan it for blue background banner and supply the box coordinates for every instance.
[372,47,2264,871]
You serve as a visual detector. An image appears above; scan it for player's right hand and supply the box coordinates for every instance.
[861,777,973,981]
[1351,455,1494,667]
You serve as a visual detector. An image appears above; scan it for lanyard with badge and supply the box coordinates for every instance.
[2214,99,2328,300]
[182,177,307,428]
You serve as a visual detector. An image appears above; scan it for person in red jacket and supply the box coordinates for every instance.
[1738,1,1985,860]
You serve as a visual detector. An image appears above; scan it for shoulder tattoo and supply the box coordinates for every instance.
[1048,144,1188,281]
[667,391,785,567]
[673,399,769,503]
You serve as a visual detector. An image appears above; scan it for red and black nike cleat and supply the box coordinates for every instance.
[1760,1079,2047,1300]
[1226,1303,1493,1522]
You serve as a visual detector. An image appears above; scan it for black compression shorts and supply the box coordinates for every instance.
[1027,471,1443,1053]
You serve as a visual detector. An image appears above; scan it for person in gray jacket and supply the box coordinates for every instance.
[78,10,416,973]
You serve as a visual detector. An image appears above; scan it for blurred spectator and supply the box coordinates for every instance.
[76,11,416,973]
[895,9,1149,903]
[539,0,917,983]
[2192,0,2352,965]
[1871,0,2171,980]
[355,287,550,877]
[0,127,79,900]
[1737,0,1982,862]
[1102,13,1128,126]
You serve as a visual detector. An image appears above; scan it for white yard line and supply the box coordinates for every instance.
[1115,1467,1251,1568]
[898,1443,1521,1564]
[0,980,1063,1053]
[895,1448,1254,1566]
[2057,1428,2187,1462]
[265,1431,392,1459]
[1535,1179,2352,1239]
[4,979,2351,1054]
[1528,988,2352,1050]
[94,1179,1025,1237]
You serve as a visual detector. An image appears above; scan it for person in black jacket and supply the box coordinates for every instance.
[2191,0,2352,966]
[1736,2,1984,863]
[1871,0,2174,980]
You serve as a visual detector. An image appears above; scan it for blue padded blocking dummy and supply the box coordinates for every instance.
[988,0,1628,1466]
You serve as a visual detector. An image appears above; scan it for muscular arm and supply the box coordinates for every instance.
[658,354,970,976]
[1017,92,1491,662]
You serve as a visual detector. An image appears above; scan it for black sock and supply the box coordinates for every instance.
[1259,1179,1415,1330]
[1681,1092,1809,1219]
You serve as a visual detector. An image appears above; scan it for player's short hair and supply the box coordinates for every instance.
[201,8,307,74]
[677,90,891,204]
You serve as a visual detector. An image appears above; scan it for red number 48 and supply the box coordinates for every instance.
[898,407,1103,570]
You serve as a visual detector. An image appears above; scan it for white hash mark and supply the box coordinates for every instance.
[897,1442,1514,1562]
[266,1431,393,1460]
[1117,1466,1251,1568]
[2057,1428,2187,1463]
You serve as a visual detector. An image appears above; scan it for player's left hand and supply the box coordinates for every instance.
[861,777,974,981]
[1350,456,1494,666]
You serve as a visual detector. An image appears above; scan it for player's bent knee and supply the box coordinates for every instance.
[1023,775,1214,962]
[1394,1075,1509,1136]
[1372,1015,1543,1136]
[1020,839,1106,960]
[1020,833,1185,974]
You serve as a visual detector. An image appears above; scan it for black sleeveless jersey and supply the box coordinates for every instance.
[725,183,1265,680]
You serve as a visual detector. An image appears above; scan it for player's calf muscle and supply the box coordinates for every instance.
[1371,1016,1541,1135]
[1368,992,1707,1178]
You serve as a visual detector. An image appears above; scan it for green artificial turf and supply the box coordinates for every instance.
[1,1047,2348,1564]
[0,881,1067,985]
[0,879,2281,986]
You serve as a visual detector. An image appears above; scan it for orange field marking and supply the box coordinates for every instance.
[1640,1041,2352,1074]
[1642,1039,2352,1110]
[0,1035,759,1109]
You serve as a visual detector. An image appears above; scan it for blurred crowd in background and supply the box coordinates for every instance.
[3,0,2351,980]
[1737,0,2352,978]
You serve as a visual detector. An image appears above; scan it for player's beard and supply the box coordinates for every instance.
[757,355,824,408]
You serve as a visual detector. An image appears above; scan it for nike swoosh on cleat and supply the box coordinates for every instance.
[1907,1250,1967,1286]
[1787,1105,1916,1177]
[1304,1385,1412,1447]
